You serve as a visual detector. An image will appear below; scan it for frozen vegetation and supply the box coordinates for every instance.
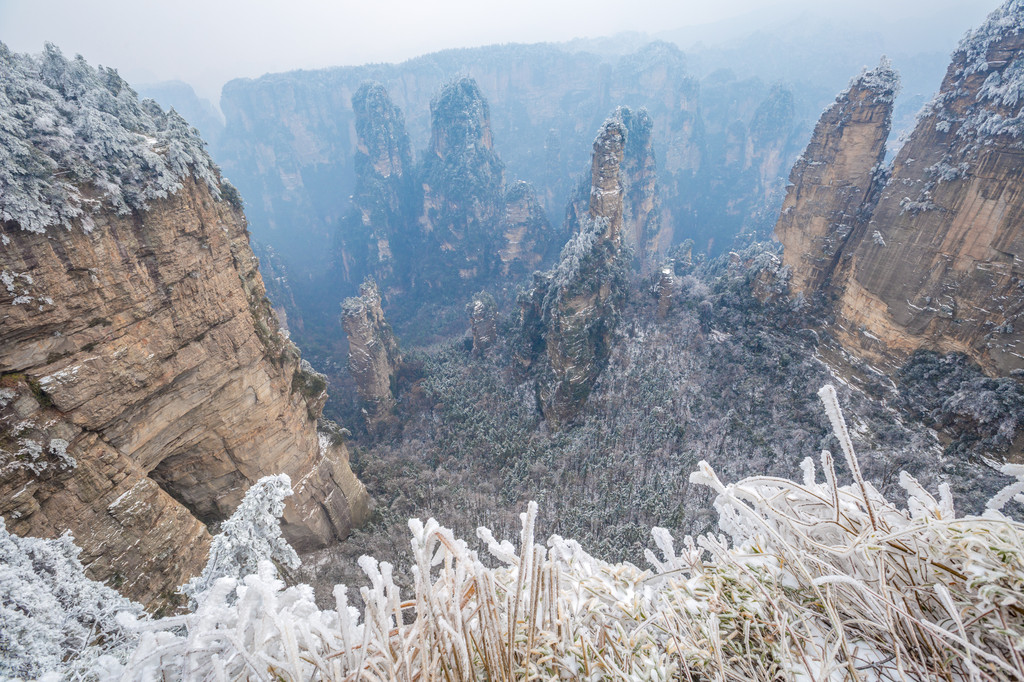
[924,0,1024,146]
[3,391,1023,680]
[0,42,223,234]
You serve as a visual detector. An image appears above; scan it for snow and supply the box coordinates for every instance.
[0,516,143,679]
[925,1,1024,149]
[6,390,1024,679]
[849,56,901,104]
[180,473,300,607]
[0,43,222,235]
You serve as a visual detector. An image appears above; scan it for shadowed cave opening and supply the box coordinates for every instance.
[147,448,248,529]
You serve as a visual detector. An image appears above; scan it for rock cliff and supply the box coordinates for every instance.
[777,0,1024,376]
[334,82,416,299]
[341,279,402,431]
[775,59,898,296]
[520,118,630,425]
[417,77,507,290]
[0,46,369,609]
[216,41,807,285]
[567,106,667,270]
[499,181,553,280]
[414,77,551,295]
[467,291,498,354]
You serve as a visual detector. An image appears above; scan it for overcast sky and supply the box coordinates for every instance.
[0,0,999,102]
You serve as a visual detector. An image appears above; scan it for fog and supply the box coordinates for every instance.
[0,0,999,105]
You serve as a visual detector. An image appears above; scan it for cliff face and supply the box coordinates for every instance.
[0,48,369,609]
[521,118,629,425]
[335,82,416,299]
[775,60,897,296]
[0,179,370,607]
[777,0,1024,376]
[332,78,551,306]
[341,279,402,431]
[417,78,507,289]
[567,106,667,270]
[499,181,552,280]
[467,291,498,354]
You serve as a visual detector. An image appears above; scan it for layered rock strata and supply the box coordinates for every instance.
[567,107,668,271]
[341,279,402,431]
[0,48,369,609]
[776,1,1024,376]
[775,59,897,296]
[0,178,370,608]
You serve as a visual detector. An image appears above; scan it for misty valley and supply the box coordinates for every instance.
[3,2,1024,680]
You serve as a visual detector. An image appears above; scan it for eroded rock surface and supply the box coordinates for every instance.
[566,107,668,271]
[341,279,402,431]
[467,292,498,354]
[521,117,629,425]
[776,1,1024,376]
[334,82,416,299]
[0,178,370,608]
[0,48,368,610]
[775,59,897,296]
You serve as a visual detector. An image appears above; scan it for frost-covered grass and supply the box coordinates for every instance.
[7,387,1024,681]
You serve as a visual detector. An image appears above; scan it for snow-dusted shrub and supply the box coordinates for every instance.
[0,517,142,680]
[180,474,300,607]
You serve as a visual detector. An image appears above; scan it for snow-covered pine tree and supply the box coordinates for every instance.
[179,474,300,607]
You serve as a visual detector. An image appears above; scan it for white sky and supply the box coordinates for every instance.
[0,0,999,102]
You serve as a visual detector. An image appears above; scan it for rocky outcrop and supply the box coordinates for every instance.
[326,77,553,306]
[0,49,369,610]
[775,59,897,296]
[341,279,401,431]
[567,107,668,270]
[413,77,553,296]
[416,77,506,290]
[467,291,498,354]
[620,108,670,268]
[777,1,1024,377]
[0,178,370,609]
[217,41,808,289]
[521,118,630,425]
[334,82,416,299]
[499,181,552,280]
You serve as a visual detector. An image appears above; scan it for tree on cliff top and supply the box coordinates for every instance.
[0,42,222,234]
